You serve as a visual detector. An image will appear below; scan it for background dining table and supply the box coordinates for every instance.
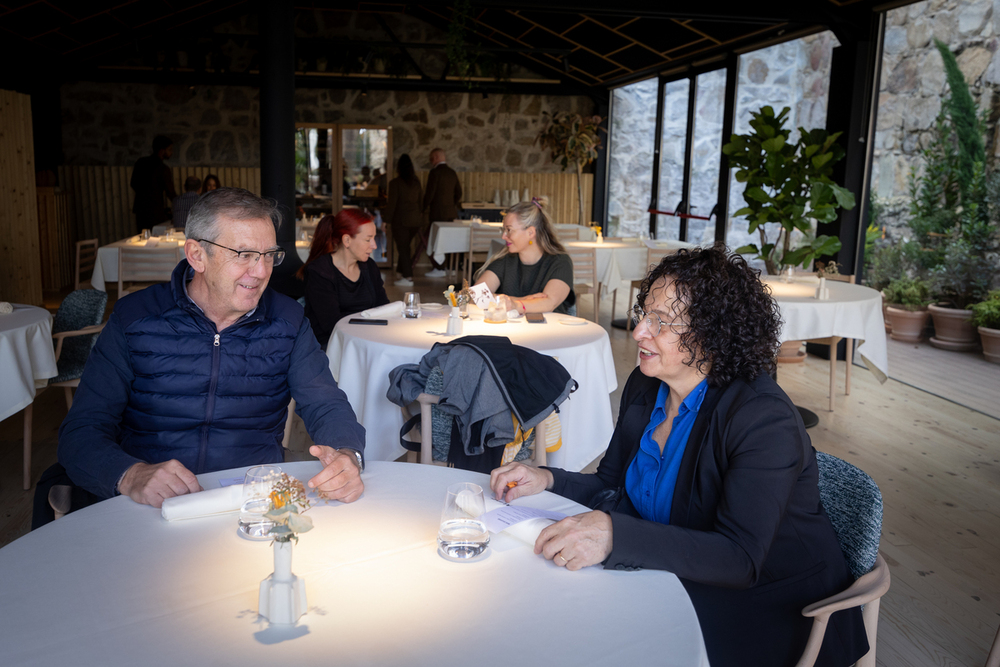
[0,461,709,667]
[0,304,58,423]
[326,308,618,471]
[428,220,596,266]
[562,238,698,297]
[90,234,187,291]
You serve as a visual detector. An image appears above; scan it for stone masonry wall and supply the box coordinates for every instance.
[60,82,595,173]
[873,0,999,240]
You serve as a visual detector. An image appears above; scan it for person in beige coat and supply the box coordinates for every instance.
[383,153,424,286]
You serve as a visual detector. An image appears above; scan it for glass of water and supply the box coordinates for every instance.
[437,482,490,561]
[238,465,281,539]
[403,292,421,318]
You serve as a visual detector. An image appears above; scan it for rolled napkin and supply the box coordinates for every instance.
[359,301,403,318]
[161,484,244,521]
[0,302,13,315]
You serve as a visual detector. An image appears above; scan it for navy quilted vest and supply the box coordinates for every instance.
[114,260,300,474]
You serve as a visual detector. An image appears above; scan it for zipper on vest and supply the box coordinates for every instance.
[199,333,222,472]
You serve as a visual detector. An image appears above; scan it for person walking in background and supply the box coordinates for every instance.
[172,176,201,228]
[130,135,177,233]
[383,154,423,287]
[201,173,221,193]
[421,147,462,278]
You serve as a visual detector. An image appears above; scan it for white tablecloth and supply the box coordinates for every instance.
[91,236,187,291]
[564,239,696,295]
[0,305,58,422]
[0,461,709,667]
[327,309,617,471]
[429,222,596,264]
[764,277,888,382]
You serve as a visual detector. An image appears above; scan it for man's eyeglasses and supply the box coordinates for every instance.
[629,305,686,337]
[196,239,285,267]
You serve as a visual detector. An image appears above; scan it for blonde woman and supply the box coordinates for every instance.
[474,197,575,315]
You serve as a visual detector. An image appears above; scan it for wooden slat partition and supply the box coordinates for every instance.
[57,167,591,246]
[36,187,74,291]
[0,89,42,305]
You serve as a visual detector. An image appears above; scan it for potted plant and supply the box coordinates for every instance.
[927,236,992,351]
[971,290,1000,363]
[722,105,855,275]
[884,277,932,343]
[864,228,907,334]
[537,111,606,226]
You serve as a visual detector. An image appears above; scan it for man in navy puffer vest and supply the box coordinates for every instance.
[58,188,366,509]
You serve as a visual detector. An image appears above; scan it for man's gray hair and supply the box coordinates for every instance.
[185,187,280,245]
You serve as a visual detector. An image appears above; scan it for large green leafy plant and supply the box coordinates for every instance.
[722,106,855,275]
[537,112,605,225]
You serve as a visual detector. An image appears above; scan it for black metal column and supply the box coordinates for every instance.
[715,53,739,245]
[258,0,301,298]
[678,76,697,242]
[648,77,666,238]
[591,93,611,227]
[819,14,884,277]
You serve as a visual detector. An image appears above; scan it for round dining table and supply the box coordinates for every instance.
[0,304,58,423]
[0,461,709,667]
[327,308,617,471]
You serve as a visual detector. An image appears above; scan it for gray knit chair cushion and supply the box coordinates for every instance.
[50,289,107,384]
[815,452,883,581]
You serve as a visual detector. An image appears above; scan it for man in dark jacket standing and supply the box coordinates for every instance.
[421,148,462,277]
[57,188,366,511]
[130,135,178,233]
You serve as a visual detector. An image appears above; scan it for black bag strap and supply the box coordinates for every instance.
[399,413,423,452]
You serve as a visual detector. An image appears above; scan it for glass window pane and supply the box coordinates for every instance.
[607,78,658,237]
[655,79,689,241]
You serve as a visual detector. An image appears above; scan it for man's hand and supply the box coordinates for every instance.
[118,460,202,508]
[534,510,614,571]
[308,446,364,502]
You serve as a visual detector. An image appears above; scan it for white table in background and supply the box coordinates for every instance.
[327,309,617,471]
[429,221,596,265]
[0,305,58,422]
[0,461,708,667]
[764,277,888,382]
[563,239,697,296]
[91,235,187,291]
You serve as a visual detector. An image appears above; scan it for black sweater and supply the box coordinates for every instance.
[303,256,389,348]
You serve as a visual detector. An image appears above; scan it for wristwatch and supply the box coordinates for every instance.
[337,447,365,473]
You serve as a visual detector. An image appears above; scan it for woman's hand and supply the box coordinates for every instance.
[489,462,553,503]
[535,511,614,571]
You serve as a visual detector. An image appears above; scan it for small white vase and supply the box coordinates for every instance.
[522,188,530,203]
[493,189,501,206]
[259,540,307,625]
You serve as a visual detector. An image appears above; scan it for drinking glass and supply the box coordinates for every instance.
[238,465,281,539]
[437,482,490,561]
[141,228,151,240]
[403,292,421,318]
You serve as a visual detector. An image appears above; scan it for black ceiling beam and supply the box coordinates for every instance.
[374,14,431,80]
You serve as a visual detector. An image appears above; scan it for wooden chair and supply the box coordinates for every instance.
[986,623,1000,667]
[402,393,549,467]
[566,245,599,325]
[466,223,502,283]
[806,273,855,412]
[118,245,182,295]
[621,246,679,331]
[23,289,107,489]
[796,453,890,667]
[553,225,581,245]
[74,239,99,290]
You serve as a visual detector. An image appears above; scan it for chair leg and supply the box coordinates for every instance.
[23,403,32,490]
[845,338,853,396]
[533,419,547,467]
[855,597,881,667]
[420,399,434,465]
[64,386,74,411]
[985,621,1000,667]
[829,338,837,412]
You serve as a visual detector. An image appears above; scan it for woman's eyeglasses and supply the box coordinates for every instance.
[629,305,686,337]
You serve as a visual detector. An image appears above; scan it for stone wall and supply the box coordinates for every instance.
[60,82,595,174]
[607,32,836,251]
[873,0,999,240]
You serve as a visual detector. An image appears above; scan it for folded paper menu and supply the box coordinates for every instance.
[359,301,403,318]
[161,484,244,521]
[479,497,568,545]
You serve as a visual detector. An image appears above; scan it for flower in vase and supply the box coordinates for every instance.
[264,473,314,543]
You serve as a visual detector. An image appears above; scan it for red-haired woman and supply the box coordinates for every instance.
[297,209,389,348]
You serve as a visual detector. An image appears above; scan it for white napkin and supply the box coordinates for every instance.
[359,301,403,318]
[0,302,13,315]
[144,238,160,247]
[161,484,244,521]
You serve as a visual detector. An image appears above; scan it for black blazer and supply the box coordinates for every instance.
[548,368,870,667]
[302,256,389,349]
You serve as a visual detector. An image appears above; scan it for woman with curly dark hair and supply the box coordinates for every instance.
[490,245,869,667]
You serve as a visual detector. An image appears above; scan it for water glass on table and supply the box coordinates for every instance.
[403,292,421,318]
[437,482,490,561]
[238,465,281,539]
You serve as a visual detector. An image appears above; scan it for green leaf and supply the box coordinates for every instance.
[746,187,771,203]
[782,247,813,268]
[734,206,754,217]
[829,184,856,210]
[734,244,759,255]
[761,136,786,153]
[811,234,842,256]
[811,152,833,169]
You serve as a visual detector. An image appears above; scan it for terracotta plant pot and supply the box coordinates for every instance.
[776,339,805,363]
[928,304,979,352]
[979,326,1000,364]
[886,306,930,343]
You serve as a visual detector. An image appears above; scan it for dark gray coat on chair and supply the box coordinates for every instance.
[547,367,870,667]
